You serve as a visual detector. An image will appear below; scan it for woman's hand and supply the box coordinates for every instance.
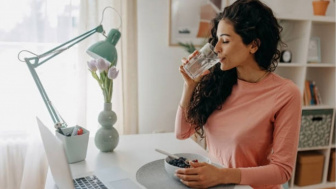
[175,161,224,189]
[179,50,211,109]
[179,50,210,87]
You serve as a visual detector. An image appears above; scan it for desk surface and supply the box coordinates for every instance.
[45,133,250,189]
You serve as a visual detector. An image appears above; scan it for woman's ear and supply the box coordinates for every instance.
[249,39,260,54]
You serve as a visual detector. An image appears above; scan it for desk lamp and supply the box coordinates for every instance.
[18,7,121,132]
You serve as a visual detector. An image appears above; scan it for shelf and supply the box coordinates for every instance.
[277,14,335,23]
[311,23,335,64]
[292,182,336,189]
[325,182,336,188]
[306,68,335,107]
[311,16,336,23]
[306,63,336,68]
[278,63,336,68]
[270,7,335,189]
[302,105,335,110]
[298,147,329,151]
[278,63,305,67]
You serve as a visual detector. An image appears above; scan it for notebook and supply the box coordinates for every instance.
[37,117,140,189]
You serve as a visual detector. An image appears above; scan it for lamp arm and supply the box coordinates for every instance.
[23,25,104,127]
[29,25,104,68]
[25,57,61,125]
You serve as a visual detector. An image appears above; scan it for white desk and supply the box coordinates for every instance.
[45,133,250,189]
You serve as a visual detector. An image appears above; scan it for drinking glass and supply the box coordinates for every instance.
[183,43,219,79]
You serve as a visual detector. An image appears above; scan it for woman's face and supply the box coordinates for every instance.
[214,19,256,71]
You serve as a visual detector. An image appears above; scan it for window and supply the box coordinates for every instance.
[0,0,80,136]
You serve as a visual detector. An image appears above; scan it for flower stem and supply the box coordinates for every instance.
[108,80,113,102]
[92,69,114,103]
[100,72,108,102]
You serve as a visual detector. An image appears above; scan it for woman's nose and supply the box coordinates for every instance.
[214,44,221,54]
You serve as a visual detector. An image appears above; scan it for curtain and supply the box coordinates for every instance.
[0,134,48,189]
[0,1,81,188]
[0,136,28,189]
[120,0,139,134]
[19,135,48,189]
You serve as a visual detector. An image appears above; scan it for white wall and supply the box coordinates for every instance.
[137,0,188,133]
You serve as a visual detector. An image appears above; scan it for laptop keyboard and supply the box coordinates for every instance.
[73,175,108,189]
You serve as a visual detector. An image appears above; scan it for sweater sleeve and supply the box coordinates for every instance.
[175,105,195,140]
[239,82,302,186]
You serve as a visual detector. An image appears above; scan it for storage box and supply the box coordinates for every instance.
[56,126,89,164]
[299,109,333,148]
[327,150,335,182]
[294,152,324,186]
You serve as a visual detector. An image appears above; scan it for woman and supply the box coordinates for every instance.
[175,0,302,188]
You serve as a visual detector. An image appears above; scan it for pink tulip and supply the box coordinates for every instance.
[107,66,119,79]
[96,58,109,72]
[87,59,97,72]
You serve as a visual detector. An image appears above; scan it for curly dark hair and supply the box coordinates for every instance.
[186,0,284,138]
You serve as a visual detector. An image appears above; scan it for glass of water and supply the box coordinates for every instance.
[183,43,219,79]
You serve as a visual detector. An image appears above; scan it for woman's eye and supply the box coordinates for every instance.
[222,41,229,44]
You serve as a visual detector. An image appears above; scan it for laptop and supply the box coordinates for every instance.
[37,117,141,189]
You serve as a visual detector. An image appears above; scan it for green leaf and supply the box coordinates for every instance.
[178,42,196,54]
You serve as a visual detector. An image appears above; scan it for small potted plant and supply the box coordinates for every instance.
[312,0,333,16]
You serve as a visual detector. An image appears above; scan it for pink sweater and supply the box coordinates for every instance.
[175,73,302,189]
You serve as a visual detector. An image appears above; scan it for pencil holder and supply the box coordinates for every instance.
[55,126,90,164]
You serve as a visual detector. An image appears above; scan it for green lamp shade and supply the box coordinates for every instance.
[87,29,121,66]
